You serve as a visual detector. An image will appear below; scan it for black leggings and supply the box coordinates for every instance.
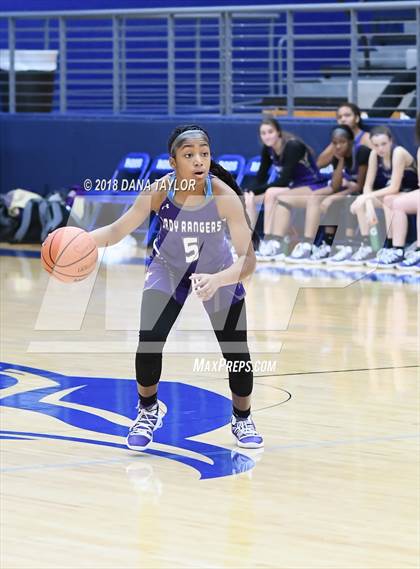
[136,289,253,397]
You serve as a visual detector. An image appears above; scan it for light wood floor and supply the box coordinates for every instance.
[1,244,419,569]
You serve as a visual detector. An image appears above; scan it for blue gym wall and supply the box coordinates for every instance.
[0,1,416,194]
[0,114,416,195]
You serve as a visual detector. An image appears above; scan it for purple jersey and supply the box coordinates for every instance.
[269,143,328,191]
[145,175,245,310]
[269,143,327,189]
[290,152,327,189]
[353,130,366,149]
[340,144,371,184]
[374,146,418,192]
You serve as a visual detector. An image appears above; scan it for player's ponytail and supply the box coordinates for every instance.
[209,159,260,249]
[168,124,259,249]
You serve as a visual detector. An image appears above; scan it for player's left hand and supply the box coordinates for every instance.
[190,273,221,301]
[365,198,378,225]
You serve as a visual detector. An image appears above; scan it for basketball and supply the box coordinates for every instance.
[41,226,98,282]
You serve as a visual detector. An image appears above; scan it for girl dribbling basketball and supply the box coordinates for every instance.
[90,125,263,451]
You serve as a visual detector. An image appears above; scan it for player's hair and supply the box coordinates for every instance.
[167,124,259,248]
[370,125,393,139]
[260,117,282,135]
[260,117,298,145]
[337,102,365,130]
[259,117,313,155]
[331,124,354,141]
[415,112,420,144]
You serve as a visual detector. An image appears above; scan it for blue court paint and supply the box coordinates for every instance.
[0,362,255,479]
[0,374,19,389]
[0,434,35,441]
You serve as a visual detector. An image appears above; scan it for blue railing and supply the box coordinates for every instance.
[0,1,418,115]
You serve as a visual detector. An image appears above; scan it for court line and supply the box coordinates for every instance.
[190,363,418,384]
[251,363,419,380]
[1,431,417,473]
[155,364,418,384]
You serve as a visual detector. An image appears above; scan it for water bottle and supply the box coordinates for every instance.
[369,225,381,252]
[281,235,291,255]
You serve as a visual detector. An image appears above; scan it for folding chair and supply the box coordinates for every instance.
[83,152,150,231]
[216,154,246,184]
[145,153,173,183]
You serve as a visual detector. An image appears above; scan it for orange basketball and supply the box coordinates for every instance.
[41,227,98,283]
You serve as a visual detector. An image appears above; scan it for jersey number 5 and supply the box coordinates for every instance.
[183,237,199,262]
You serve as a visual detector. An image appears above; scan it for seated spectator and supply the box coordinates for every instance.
[243,117,330,261]
[297,124,371,264]
[348,125,418,266]
[381,113,420,270]
[317,103,371,170]
[383,190,420,269]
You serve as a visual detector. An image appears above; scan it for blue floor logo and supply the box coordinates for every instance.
[0,362,256,479]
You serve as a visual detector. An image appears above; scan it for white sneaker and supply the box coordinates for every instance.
[257,239,284,262]
[231,414,264,449]
[285,241,312,263]
[326,245,353,265]
[126,403,165,451]
[346,244,374,266]
[397,249,420,271]
[366,247,404,269]
[255,239,270,261]
[307,242,331,264]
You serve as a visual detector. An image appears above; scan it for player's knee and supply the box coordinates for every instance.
[387,196,406,212]
[265,187,278,202]
[383,195,394,208]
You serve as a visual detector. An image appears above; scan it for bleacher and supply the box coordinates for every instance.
[0,1,418,269]
[0,1,417,116]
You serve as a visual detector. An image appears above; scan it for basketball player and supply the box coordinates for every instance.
[316,102,371,169]
[349,125,418,266]
[262,125,370,264]
[382,113,420,270]
[243,117,329,260]
[90,125,263,451]
[309,124,371,264]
